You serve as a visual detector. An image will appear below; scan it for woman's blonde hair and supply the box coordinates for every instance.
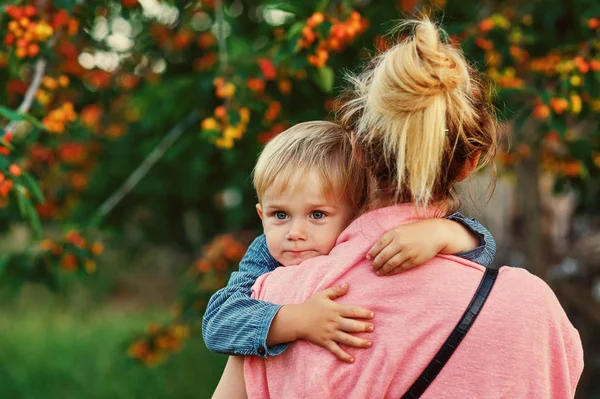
[253,121,367,211]
[340,17,498,212]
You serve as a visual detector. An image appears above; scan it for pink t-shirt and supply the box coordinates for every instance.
[244,204,584,398]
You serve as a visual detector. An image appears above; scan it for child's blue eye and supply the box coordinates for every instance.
[311,211,325,220]
[275,211,288,220]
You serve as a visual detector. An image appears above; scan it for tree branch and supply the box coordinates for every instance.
[4,58,48,135]
[214,0,229,75]
[91,111,201,226]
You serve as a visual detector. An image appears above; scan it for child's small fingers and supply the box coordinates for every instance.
[371,244,398,270]
[338,318,374,333]
[387,259,418,276]
[339,304,374,319]
[335,331,373,349]
[320,283,349,300]
[379,253,410,275]
[326,342,354,363]
[366,233,393,260]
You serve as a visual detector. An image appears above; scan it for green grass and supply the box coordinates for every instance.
[0,308,227,399]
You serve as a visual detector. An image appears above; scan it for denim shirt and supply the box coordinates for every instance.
[202,212,496,358]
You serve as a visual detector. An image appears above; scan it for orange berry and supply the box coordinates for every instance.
[246,78,265,92]
[589,18,600,30]
[8,21,19,32]
[9,164,21,177]
[475,37,494,51]
[4,34,15,45]
[307,12,325,28]
[43,77,58,90]
[550,98,569,114]
[574,56,589,73]
[28,43,39,57]
[16,38,28,48]
[61,253,78,271]
[91,241,104,255]
[479,18,494,33]
[40,239,54,251]
[24,6,36,17]
[213,77,224,87]
[216,82,235,98]
[58,75,70,87]
[239,107,250,124]
[201,117,220,130]
[564,161,581,177]
[533,104,550,120]
[258,58,277,80]
[19,18,30,28]
[15,47,27,58]
[214,106,227,120]
[278,79,292,95]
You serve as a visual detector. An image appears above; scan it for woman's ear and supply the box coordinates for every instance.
[456,151,482,182]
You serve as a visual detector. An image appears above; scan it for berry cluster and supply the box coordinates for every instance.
[299,11,368,68]
[4,5,54,59]
[42,102,77,134]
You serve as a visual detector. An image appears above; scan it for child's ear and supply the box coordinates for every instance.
[256,203,264,221]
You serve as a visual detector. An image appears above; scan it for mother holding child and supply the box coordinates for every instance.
[204,17,584,398]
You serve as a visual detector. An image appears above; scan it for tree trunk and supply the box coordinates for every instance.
[516,146,546,279]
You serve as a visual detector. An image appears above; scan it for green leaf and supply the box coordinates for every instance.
[21,174,45,203]
[20,112,47,131]
[286,21,305,41]
[310,65,335,93]
[316,0,330,12]
[0,106,24,122]
[50,0,75,11]
[26,204,42,238]
[550,116,567,138]
[0,106,46,131]
[14,186,42,236]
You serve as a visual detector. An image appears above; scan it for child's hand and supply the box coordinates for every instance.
[366,219,444,276]
[295,283,374,363]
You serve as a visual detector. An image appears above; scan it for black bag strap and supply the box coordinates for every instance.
[401,267,499,399]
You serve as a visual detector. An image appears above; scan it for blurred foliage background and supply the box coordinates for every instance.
[0,0,598,397]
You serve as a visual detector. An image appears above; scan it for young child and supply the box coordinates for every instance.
[205,121,496,397]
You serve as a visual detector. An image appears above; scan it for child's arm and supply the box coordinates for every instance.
[203,235,374,361]
[266,283,374,363]
[202,235,286,357]
[212,356,247,399]
[367,212,496,276]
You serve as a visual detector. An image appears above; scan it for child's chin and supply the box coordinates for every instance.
[279,251,319,266]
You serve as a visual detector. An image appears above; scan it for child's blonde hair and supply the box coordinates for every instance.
[253,121,367,210]
[340,17,498,212]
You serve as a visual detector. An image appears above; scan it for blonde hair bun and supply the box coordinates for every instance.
[340,16,497,209]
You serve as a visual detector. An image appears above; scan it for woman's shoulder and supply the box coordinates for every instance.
[493,266,578,330]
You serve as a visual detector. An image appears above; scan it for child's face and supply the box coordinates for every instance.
[256,170,354,266]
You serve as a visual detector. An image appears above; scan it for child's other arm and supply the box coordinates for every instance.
[367,212,496,275]
[445,212,496,267]
[212,356,247,399]
[202,235,287,358]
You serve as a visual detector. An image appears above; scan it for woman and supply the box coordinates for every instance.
[243,18,584,398]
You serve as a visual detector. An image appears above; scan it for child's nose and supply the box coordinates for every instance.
[286,222,307,241]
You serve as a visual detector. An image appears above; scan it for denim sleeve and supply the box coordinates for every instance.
[445,212,496,268]
[202,234,288,358]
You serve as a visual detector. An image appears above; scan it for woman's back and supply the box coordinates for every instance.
[245,205,583,398]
